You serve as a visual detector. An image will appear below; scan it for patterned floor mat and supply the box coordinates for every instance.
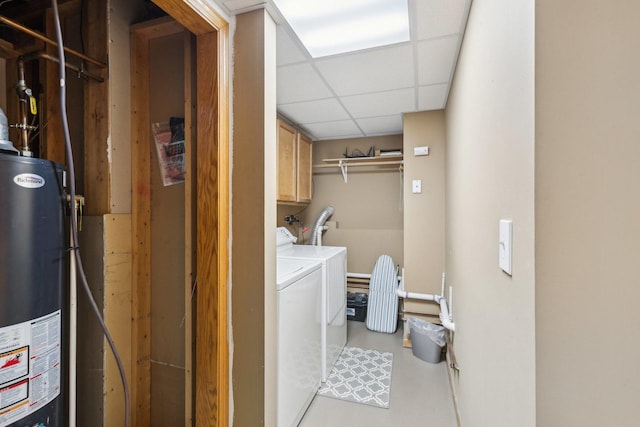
[317,346,393,408]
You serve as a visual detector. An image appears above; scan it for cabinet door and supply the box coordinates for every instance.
[277,120,297,202]
[296,133,312,203]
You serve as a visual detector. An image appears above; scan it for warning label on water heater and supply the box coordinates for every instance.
[0,311,61,427]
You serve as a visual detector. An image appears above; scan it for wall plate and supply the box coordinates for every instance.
[499,219,512,275]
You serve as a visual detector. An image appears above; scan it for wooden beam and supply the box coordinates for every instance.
[43,8,65,164]
[83,0,110,215]
[130,26,152,427]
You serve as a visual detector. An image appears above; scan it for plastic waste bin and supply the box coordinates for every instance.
[408,317,446,364]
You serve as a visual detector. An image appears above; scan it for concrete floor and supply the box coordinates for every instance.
[299,320,457,427]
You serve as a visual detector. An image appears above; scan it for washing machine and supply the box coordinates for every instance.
[276,227,347,382]
[276,257,322,427]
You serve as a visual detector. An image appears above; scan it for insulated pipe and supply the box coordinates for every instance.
[310,206,334,246]
[0,108,18,153]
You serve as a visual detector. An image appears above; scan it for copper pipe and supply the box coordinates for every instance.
[23,51,104,82]
[0,14,106,68]
[16,57,31,155]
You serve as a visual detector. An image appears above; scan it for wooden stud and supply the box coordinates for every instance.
[130,17,186,426]
[130,26,152,427]
[83,0,110,215]
[43,8,65,164]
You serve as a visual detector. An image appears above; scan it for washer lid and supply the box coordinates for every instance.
[277,244,346,259]
[277,257,321,290]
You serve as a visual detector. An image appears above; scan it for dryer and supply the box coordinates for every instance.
[276,257,322,427]
[276,227,347,382]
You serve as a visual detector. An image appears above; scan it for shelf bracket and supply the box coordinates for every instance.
[339,159,348,183]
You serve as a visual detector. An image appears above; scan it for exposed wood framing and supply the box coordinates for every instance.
[44,8,65,164]
[83,0,109,215]
[131,5,229,424]
[130,24,152,427]
[131,17,184,427]
[150,2,230,425]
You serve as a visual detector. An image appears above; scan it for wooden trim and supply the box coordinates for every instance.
[194,28,230,427]
[184,30,197,427]
[153,0,228,34]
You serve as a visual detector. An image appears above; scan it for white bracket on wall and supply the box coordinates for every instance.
[338,159,348,183]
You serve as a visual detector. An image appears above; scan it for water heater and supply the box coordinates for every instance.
[0,152,66,427]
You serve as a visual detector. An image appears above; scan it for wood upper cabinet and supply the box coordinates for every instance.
[296,132,312,203]
[277,119,312,204]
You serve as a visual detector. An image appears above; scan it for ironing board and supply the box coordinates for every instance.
[366,255,399,333]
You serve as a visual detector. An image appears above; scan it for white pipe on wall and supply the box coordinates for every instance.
[396,270,456,331]
[347,272,372,279]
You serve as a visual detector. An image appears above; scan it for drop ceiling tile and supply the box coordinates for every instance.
[276,26,308,66]
[302,120,363,140]
[415,0,469,40]
[417,36,460,86]
[418,84,448,110]
[341,88,416,119]
[277,63,333,104]
[278,98,350,124]
[315,44,415,96]
[356,115,403,135]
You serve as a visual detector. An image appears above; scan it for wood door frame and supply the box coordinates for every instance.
[131,2,230,425]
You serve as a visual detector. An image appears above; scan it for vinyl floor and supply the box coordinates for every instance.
[299,320,457,427]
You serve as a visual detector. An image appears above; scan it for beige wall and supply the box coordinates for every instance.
[403,111,446,315]
[231,9,277,427]
[445,0,536,425]
[306,135,404,274]
[536,1,640,425]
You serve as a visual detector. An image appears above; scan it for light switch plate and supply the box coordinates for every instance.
[412,179,422,193]
[414,146,429,156]
[499,219,512,275]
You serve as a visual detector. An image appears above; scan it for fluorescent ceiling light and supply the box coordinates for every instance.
[273,0,410,58]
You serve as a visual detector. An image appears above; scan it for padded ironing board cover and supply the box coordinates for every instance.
[366,255,399,333]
